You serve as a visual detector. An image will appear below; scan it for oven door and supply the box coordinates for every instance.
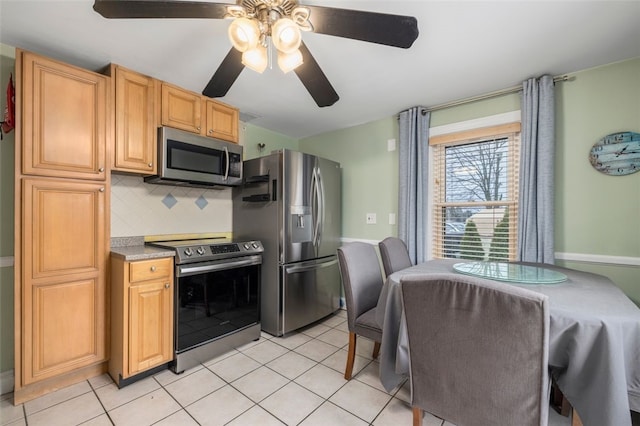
[175,255,261,354]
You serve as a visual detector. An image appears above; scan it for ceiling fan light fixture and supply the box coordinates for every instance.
[242,45,269,73]
[228,17,260,52]
[271,18,302,53]
[277,49,303,73]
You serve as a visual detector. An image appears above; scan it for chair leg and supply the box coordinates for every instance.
[372,341,381,359]
[571,408,583,426]
[345,332,357,380]
[412,407,422,426]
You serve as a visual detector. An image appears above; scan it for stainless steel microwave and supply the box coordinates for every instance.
[144,127,243,188]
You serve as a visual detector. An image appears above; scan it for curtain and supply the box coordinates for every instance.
[398,107,430,264]
[518,75,555,263]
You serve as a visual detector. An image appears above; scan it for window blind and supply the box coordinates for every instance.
[432,128,520,261]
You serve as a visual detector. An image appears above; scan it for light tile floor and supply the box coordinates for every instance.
[1,310,571,426]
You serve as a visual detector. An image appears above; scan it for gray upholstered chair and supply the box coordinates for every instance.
[400,273,550,426]
[337,242,384,380]
[379,237,412,277]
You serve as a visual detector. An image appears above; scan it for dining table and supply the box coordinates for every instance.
[375,258,640,426]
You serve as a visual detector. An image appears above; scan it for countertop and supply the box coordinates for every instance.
[110,236,174,261]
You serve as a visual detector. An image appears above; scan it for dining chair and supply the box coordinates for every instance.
[400,273,550,426]
[337,242,384,380]
[378,236,412,277]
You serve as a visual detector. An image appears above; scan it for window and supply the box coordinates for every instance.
[431,123,520,260]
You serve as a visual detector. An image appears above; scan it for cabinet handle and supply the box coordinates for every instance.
[196,126,201,131]
[99,167,105,172]
[164,283,170,289]
[99,187,105,192]
[148,162,153,168]
[150,266,157,272]
[208,129,213,134]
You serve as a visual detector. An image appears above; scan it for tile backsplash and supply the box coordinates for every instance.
[111,174,232,237]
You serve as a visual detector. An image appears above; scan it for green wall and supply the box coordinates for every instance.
[241,122,298,160]
[294,57,640,305]
[0,45,16,374]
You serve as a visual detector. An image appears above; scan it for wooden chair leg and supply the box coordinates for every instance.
[412,407,422,426]
[372,341,381,359]
[344,332,357,380]
[571,408,583,426]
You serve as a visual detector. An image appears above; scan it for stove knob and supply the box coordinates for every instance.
[184,247,193,257]
[196,246,206,255]
[243,243,250,250]
[252,242,259,249]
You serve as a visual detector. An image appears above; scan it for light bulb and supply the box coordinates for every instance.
[228,17,260,52]
[277,49,303,73]
[242,46,268,73]
[272,18,302,54]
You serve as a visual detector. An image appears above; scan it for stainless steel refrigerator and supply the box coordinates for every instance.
[233,150,342,336]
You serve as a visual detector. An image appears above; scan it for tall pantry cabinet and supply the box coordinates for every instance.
[14,50,110,403]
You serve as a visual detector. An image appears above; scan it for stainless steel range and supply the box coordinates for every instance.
[147,238,263,373]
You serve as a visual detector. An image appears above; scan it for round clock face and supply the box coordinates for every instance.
[589,132,640,176]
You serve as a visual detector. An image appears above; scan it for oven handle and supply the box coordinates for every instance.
[177,255,262,277]
[285,258,337,274]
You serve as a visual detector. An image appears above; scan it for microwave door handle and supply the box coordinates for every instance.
[223,146,229,181]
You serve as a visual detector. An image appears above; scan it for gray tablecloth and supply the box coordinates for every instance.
[376,259,640,426]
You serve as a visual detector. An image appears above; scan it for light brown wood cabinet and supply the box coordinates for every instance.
[14,49,110,404]
[110,257,174,386]
[111,65,158,174]
[20,51,107,180]
[205,99,239,143]
[21,178,107,385]
[161,82,239,143]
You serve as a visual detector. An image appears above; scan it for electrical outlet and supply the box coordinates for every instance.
[366,213,377,224]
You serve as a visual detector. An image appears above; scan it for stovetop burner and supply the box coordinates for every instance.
[147,238,263,264]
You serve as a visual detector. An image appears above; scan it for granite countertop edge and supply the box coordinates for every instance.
[110,236,175,261]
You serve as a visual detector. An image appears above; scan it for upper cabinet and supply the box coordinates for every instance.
[205,99,239,143]
[111,65,158,174]
[161,82,203,135]
[161,82,239,143]
[20,51,108,180]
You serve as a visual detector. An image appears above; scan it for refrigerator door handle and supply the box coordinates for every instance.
[316,166,325,247]
[285,258,338,274]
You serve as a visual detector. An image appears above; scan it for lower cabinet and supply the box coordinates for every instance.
[110,256,174,386]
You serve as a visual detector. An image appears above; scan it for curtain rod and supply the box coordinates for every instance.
[413,74,572,116]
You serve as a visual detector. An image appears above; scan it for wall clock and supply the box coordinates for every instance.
[588,131,640,176]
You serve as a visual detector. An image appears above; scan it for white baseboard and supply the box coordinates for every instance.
[555,252,640,267]
[0,369,14,396]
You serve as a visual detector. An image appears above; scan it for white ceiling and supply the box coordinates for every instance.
[1,1,639,139]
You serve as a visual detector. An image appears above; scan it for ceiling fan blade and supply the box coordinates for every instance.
[202,48,245,98]
[294,42,339,108]
[305,5,418,49]
[93,0,234,19]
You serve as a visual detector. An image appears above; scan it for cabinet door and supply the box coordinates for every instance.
[21,51,107,180]
[113,66,157,174]
[161,83,202,134]
[128,280,173,375]
[205,100,239,143]
[22,178,107,384]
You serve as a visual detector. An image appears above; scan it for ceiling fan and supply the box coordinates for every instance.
[93,0,419,107]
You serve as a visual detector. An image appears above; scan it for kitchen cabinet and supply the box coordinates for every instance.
[111,65,158,174]
[161,82,203,134]
[161,82,239,143]
[110,257,174,386]
[14,49,110,404]
[20,50,107,180]
[204,99,239,143]
[20,178,107,386]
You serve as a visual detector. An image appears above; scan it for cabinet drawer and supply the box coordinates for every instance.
[129,258,172,283]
